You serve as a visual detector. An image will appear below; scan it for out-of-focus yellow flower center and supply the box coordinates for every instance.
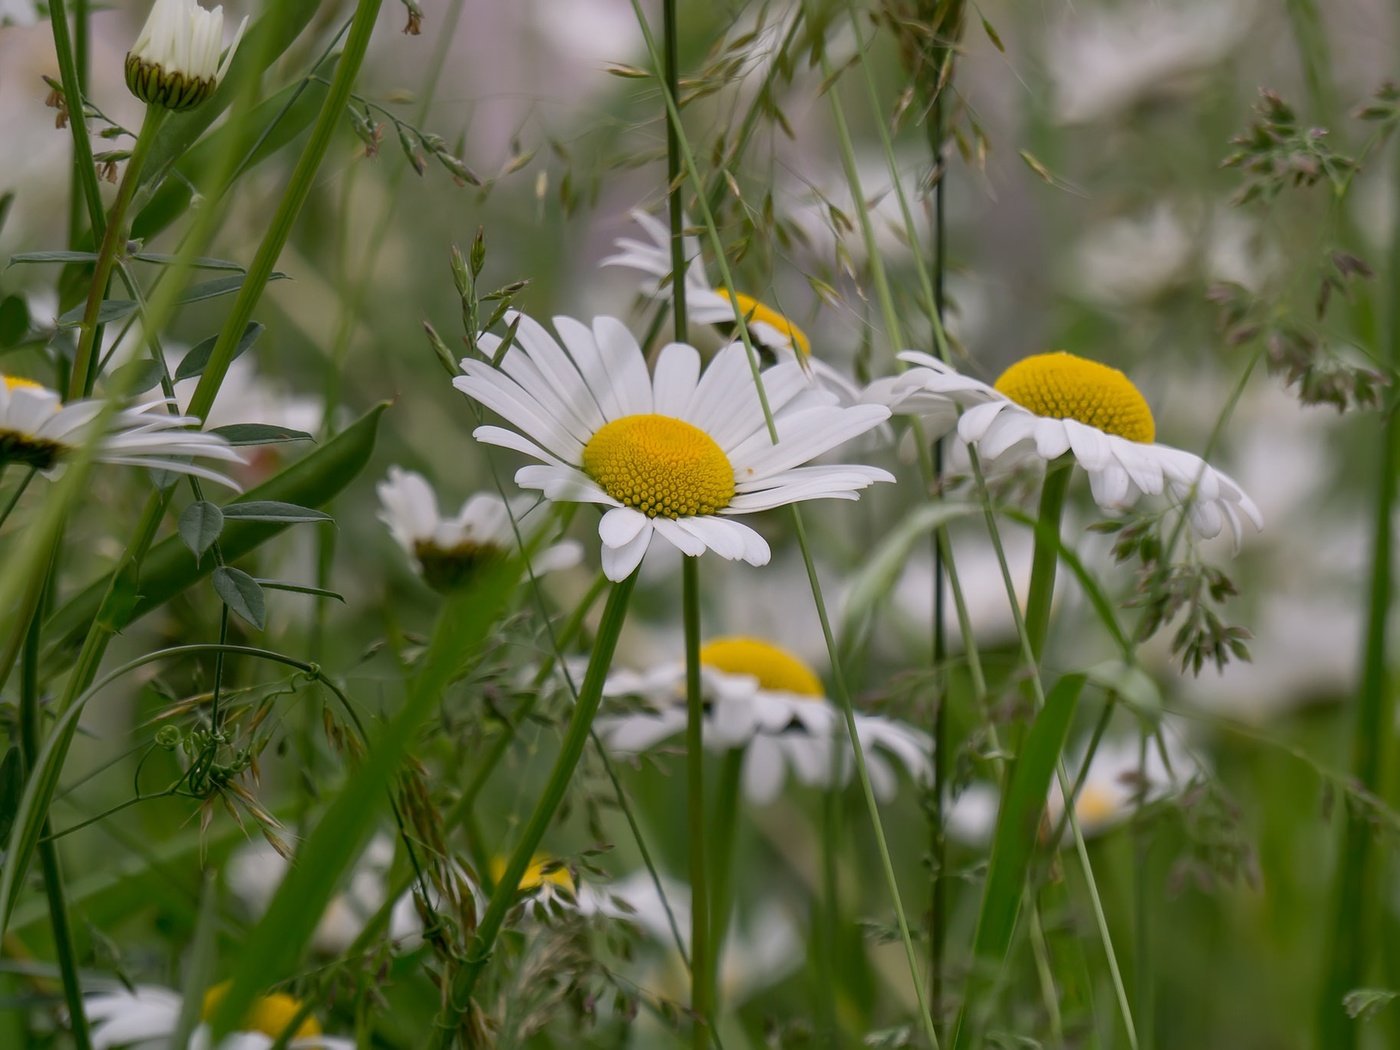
[1075,784,1121,825]
[719,290,811,358]
[490,854,576,894]
[200,982,322,1039]
[582,414,734,519]
[700,637,825,697]
[994,352,1155,444]
[2,375,46,394]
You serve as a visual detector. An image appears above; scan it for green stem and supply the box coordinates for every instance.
[46,0,104,235]
[1318,136,1400,1050]
[440,571,638,1037]
[790,508,940,1049]
[185,0,385,421]
[1134,735,1154,1050]
[68,106,166,399]
[20,571,91,1050]
[682,556,712,1046]
[1024,460,1072,663]
[708,748,743,1019]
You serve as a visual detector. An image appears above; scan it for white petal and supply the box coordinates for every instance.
[602,523,653,580]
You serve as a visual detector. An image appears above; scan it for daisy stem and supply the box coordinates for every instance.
[442,570,638,1033]
[46,0,105,237]
[68,105,167,400]
[708,748,745,1017]
[19,567,91,1050]
[682,555,713,1047]
[1024,459,1073,662]
[789,507,941,1050]
[965,450,1139,1050]
[1318,137,1400,1050]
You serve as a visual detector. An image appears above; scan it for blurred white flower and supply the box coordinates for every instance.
[377,466,582,591]
[125,0,247,111]
[1048,0,1254,125]
[0,373,242,487]
[869,351,1262,543]
[602,210,867,406]
[0,0,39,26]
[948,728,1205,846]
[84,981,352,1050]
[597,636,931,803]
[228,835,423,955]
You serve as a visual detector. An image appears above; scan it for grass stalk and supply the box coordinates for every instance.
[682,556,713,1047]
[440,571,639,1035]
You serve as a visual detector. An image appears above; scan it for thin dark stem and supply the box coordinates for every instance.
[682,556,712,1048]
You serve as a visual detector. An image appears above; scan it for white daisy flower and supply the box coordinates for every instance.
[126,0,247,111]
[596,636,931,804]
[0,373,242,488]
[485,853,580,919]
[601,210,866,405]
[84,981,352,1050]
[868,350,1263,544]
[376,466,582,592]
[454,310,892,581]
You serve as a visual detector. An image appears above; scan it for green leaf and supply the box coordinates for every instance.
[108,358,166,396]
[838,501,976,662]
[171,877,220,1049]
[57,299,136,327]
[209,423,313,446]
[0,296,29,347]
[6,251,101,267]
[1345,988,1398,1020]
[178,272,288,305]
[212,566,266,629]
[254,579,344,603]
[208,561,523,1039]
[0,747,22,845]
[220,500,332,524]
[130,253,249,271]
[174,322,264,381]
[950,673,1088,1050]
[178,501,224,562]
[43,403,387,656]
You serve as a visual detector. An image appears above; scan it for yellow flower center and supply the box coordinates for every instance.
[700,637,824,697]
[3,375,46,394]
[200,983,322,1039]
[582,414,735,519]
[490,854,576,894]
[993,352,1155,444]
[719,290,811,357]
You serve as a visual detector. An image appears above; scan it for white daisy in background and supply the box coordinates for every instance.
[228,835,425,955]
[597,636,931,804]
[377,466,582,592]
[577,871,802,1012]
[868,351,1263,543]
[125,0,248,112]
[947,728,1205,846]
[486,853,581,920]
[84,981,352,1049]
[454,310,892,581]
[601,210,866,405]
[0,373,242,487]
[1047,0,1253,125]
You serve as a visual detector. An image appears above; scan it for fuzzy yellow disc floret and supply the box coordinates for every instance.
[720,290,812,357]
[994,352,1156,444]
[582,414,735,519]
[2,375,46,394]
[201,983,322,1039]
[700,637,825,697]
[491,854,576,895]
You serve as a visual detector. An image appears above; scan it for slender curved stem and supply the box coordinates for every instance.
[682,556,712,1047]
[439,572,638,1038]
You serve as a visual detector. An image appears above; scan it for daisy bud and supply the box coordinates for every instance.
[125,0,247,112]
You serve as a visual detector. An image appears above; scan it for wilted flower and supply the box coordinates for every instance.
[125,0,247,111]
[377,466,581,592]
